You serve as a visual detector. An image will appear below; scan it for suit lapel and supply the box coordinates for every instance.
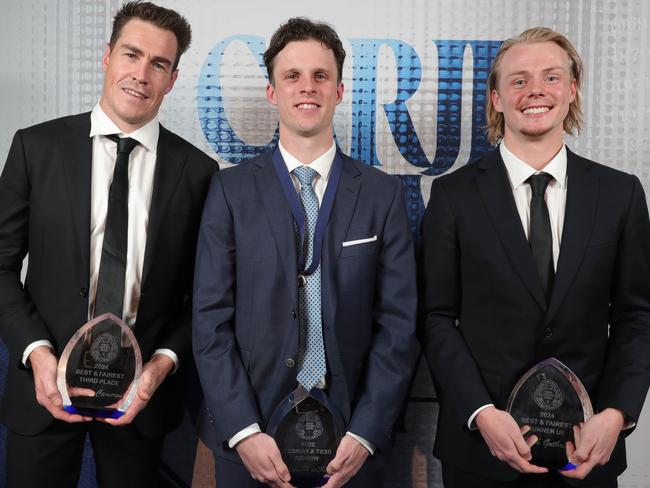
[476,151,547,310]
[141,126,187,285]
[254,153,298,301]
[321,154,361,327]
[545,150,598,324]
[60,114,92,284]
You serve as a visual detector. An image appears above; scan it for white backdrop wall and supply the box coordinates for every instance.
[0,1,649,487]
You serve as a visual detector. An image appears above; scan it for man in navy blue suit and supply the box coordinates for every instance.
[193,17,417,488]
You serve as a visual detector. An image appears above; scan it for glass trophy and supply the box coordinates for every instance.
[506,357,593,469]
[56,313,142,419]
[267,387,345,488]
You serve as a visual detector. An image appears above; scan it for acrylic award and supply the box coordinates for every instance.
[267,387,345,488]
[56,313,142,419]
[506,357,593,469]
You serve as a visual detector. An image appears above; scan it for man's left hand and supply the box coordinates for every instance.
[560,408,625,480]
[322,435,370,488]
[103,354,174,426]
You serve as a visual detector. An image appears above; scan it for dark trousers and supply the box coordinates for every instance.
[214,451,384,488]
[442,463,617,488]
[6,420,163,488]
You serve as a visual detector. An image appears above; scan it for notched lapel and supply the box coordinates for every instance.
[476,152,547,310]
[321,156,361,329]
[142,127,187,285]
[60,115,92,284]
[254,155,298,301]
[545,153,598,324]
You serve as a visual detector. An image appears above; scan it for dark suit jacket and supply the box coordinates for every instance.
[419,147,650,483]
[0,112,217,437]
[192,150,417,463]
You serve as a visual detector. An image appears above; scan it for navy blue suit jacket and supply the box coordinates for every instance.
[193,149,417,463]
[420,148,650,483]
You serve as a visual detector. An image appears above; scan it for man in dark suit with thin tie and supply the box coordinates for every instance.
[193,17,417,488]
[420,27,650,488]
[0,2,216,486]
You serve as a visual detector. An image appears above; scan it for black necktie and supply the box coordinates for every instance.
[527,173,554,302]
[94,135,138,319]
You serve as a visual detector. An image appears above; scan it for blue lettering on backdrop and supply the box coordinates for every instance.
[197,35,278,164]
[197,38,502,237]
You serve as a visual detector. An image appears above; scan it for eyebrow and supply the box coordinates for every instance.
[506,66,567,77]
[121,43,173,67]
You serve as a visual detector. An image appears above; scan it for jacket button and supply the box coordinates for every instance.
[543,327,553,338]
[285,358,295,368]
[79,288,88,298]
[291,310,297,319]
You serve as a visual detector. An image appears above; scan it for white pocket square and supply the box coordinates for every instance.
[342,235,378,247]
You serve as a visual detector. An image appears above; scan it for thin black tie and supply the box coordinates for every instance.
[527,172,554,303]
[94,135,138,319]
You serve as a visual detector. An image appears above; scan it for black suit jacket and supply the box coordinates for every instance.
[420,147,650,483]
[0,112,217,437]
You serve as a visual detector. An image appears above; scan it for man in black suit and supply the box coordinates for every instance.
[420,27,650,487]
[0,2,216,486]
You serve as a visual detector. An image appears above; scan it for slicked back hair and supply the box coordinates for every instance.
[109,1,192,70]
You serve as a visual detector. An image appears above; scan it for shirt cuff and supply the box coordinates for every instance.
[228,423,261,448]
[468,403,495,430]
[346,431,375,455]
[152,348,178,374]
[22,340,54,367]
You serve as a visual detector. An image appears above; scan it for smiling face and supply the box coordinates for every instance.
[491,41,576,148]
[100,19,179,133]
[266,39,344,149]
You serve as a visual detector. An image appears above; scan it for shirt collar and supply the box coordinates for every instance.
[278,141,336,181]
[500,142,567,190]
[89,103,160,154]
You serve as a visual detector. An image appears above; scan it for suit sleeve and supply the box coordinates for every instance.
[192,172,261,443]
[419,178,494,425]
[597,175,650,422]
[346,180,418,452]
[0,130,52,363]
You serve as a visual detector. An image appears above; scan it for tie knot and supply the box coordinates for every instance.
[107,134,138,155]
[293,165,318,187]
[527,172,553,197]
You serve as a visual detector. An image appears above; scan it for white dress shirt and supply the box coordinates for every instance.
[467,142,567,429]
[23,103,177,369]
[228,142,375,455]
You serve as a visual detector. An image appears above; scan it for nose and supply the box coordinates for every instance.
[299,77,316,94]
[132,61,149,85]
[527,77,545,97]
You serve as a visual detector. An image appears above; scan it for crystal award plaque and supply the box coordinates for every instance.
[56,313,142,419]
[267,387,345,488]
[506,357,593,469]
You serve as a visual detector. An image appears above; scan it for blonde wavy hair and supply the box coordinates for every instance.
[486,27,583,145]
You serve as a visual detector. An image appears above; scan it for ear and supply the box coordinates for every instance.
[266,83,278,106]
[101,43,112,74]
[491,88,504,113]
[335,82,344,105]
[164,69,179,95]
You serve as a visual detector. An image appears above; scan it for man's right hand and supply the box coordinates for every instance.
[28,346,91,423]
[475,406,547,474]
[235,432,294,487]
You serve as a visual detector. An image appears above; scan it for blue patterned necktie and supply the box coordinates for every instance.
[293,165,326,391]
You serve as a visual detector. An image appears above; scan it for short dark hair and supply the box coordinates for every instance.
[109,1,192,70]
[264,17,346,84]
